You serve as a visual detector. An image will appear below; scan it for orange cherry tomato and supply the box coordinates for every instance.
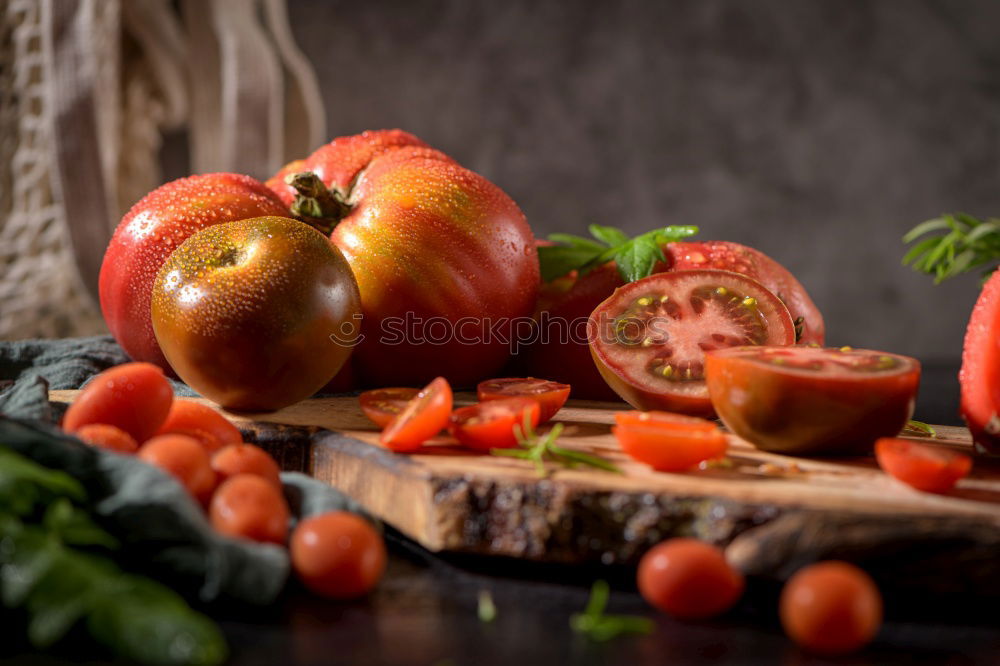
[476,377,571,423]
[613,411,728,471]
[63,362,173,442]
[637,538,744,619]
[380,377,452,452]
[780,561,882,655]
[209,474,289,545]
[154,399,243,452]
[291,511,387,600]
[74,423,139,454]
[448,398,541,451]
[211,443,282,488]
[359,387,419,428]
[138,434,216,503]
[875,438,972,494]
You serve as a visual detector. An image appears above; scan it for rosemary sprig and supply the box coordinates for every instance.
[490,415,621,477]
[570,581,654,642]
[902,213,1000,284]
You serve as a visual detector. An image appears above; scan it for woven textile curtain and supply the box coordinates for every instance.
[0,0,325,339]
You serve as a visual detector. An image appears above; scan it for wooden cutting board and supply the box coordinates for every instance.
[49,391,1000,594]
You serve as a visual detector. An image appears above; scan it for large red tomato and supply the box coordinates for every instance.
[960,268,1000,454]
[268,130,540,387]
[99,173,289,369]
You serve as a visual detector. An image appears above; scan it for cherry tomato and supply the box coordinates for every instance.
[138,434,216,503]
[449,398,541,451]
[589,270,795,417]
[290,511,387,600]
[613,411,727,471]
[155,399,243,453]
[705,346,921,455]
[380,377,452,452]
[476,378,570,423]
[780,561,882,655]
[73,424,139,455]
[874,438,971,493]
[63,362,174,442]
[209,474,289,545]
[359,388,419,428]
[960,268,1000,454]
[637,538,744,619]
[211,443,282,488]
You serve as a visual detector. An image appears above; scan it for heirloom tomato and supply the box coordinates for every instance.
[960,268,1000,454]
[476,377,570,423]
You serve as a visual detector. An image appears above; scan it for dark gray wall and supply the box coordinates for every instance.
[288,0,1000,362]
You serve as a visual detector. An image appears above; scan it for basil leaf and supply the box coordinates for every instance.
[588,224,630,247]
[537,245,604,282]
[546,233,606,251]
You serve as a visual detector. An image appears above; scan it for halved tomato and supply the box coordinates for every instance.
[960,269,1000,454]
[449,397,541,451]
[613,411,727,471]
[705,346,920,455]
[476,378,570,423]
[874,438,971,493]
[380,377,452,452]
[359,387,420,428]
[589,270,795,417]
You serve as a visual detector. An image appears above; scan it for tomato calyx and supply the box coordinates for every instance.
[285,171,353,233]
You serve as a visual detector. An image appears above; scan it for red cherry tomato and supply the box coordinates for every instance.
[209,474,289,545]
[637,538,744,619]
[290,511,387,600]
[155,399,243,452]
[380,377,453,452]
[613,411,728,471]
[211,443,282,488]
[359,388,420,428]
[449,398,541,452]
[874,438,972,493]
[705,346,921,455]
[74,424,139,455]
[780,561,882,655]
[476,378,570,423]
[138,434,216,503]
[960,268,1000,454]
[63,362,174,442]
[589,270,795,417]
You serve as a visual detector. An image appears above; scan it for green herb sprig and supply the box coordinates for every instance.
[490,416,621,477]
[903,420,937,438]
[570,580,654,642]
[539,224,699,283]
[902,213,1000,284]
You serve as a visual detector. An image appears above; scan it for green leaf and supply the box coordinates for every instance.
[614,235,666,283]
[42,499,119,550]
[537,245,605,282]
[902,212,1000,283]
[588,224,630,247]
[570,581,654,642]
[547,233,606,251]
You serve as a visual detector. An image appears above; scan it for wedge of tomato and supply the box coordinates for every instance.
[613,411,727,471]
[380,377,452,452]
[960,268,1000,454]
[874,438,971,493]
[589,270,795,417]
[449,397,541,451]
[359,388,420,428]
[705,346,920,455]
[476,378,570,423]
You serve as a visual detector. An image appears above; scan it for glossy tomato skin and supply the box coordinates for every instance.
[74,424,139,454]
[99,173,289,370]
[212,444,283,488]
[589,270,796,417]
[270,130,540,387]
[154,399,243,453]
[139,434,217,503]
[62,362,174,442]
[476,378,571,423]
[960,269,1000,454]
[151,217,361,411]
[290,511,387,600]
[359,388,420,428]
[210,474,289,545]
[380,377,453,452]
[637,538,744,619]
[706,346,920,455]
[613,411,728,471]
[874,438,971,493]
[449,397,541,451]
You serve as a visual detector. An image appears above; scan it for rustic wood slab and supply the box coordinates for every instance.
[49,390,1000,592]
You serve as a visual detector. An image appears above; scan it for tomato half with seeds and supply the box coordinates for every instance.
[380,377,452,452]
[613,411,728,471]
[705,346,920,455]
[589,270,795,417]
[960,268,1000,454]
[476,378,570,423]
[874,438,971,493]
[359,388,420,428]
[449,397,541,451]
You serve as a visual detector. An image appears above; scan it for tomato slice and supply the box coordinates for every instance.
[613,411,727,471]
[359,387,420,428]
[449,397,541,451]
[380,377,452,452]
[874,438,972,493]
[960,269,1000,454]
[476,377,570,423]
[589,270,795,417]
[705,346,920,455]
